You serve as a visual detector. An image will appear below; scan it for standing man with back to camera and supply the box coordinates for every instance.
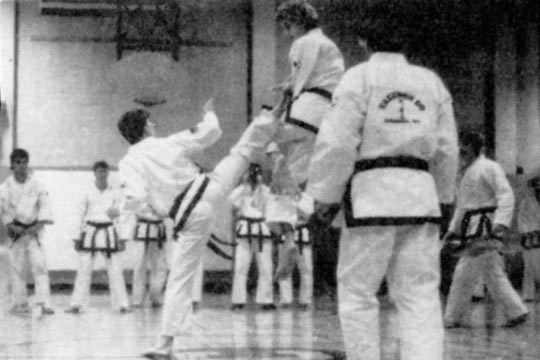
[306,2,459,359]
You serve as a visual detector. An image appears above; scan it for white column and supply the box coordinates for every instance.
[0,0,16,169]
[494,23,518,174]
[252,0,277,112]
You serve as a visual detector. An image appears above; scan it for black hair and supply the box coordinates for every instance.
[118,109,150,145]
[459,131,485,156]
[354,1,410,52]
[276,0,319,31]
[93,160,110,172]
[10,148,29,165]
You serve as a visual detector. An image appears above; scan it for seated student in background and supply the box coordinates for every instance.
[1,149,54,315]
[65,161,130,314]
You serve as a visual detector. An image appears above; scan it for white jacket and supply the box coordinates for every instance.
[308,52,458,226]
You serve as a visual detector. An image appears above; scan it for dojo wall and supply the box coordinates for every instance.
[0,0,257,273]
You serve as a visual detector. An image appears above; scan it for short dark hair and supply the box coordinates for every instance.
[354,1,409,52]
[118,109,150,145]
[10,148,29,165]
[460,131,485,156]
[276,0,319,31]
[92,160,110,172]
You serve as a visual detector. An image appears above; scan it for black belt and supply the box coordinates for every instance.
[10,220,38,245]
[354,156,429,173]
[461,206,497,240]
[85,221,116,258]
[342,156,440,227]
[283,87,333,135]
[170,176,210,237]
[135,218,165,249]
[236,216,272,252]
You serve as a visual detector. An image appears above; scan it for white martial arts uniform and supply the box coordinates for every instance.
[307,52,458,360]
[119,109,279,338]
[279,193,314,306]
[130,205,168,307]
[229,182,274,306]
[276,27,344,186]
[1,173,54,309]
[444,155,528,324]
[69,184,129,311]
[516,180,540,301]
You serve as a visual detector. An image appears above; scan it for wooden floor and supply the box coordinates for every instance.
[1,292,540,359]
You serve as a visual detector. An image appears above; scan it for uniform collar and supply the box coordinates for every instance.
[306,27,323,36]
[369,52,408,64]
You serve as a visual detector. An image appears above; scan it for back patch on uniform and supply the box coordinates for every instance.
[378,91,426,124]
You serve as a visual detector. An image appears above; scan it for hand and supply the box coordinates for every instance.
[26,224,44,236]
[8,224,25,236]
[270,90,293,120]
[202,99,214,113]
[492,224,509,240]
[442,231,459,242]
[308,201,340,228]
[106,207,121,220]
[270,81,292,93]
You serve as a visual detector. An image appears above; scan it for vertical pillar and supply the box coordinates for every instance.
[516,21,540,173]
[494,22,518,174]
[0,0,16,169]
[251,0,277,113]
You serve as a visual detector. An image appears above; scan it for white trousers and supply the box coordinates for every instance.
[521,248,540,301]
[338,223,443,360]
[70,251,129,310]
[10,235,51,307]
[445,251,528,323]
[231,238,273,305]
[0,246,11,312]
[132,242,168,306]
[161,154,251,337]
[278,243,313,305]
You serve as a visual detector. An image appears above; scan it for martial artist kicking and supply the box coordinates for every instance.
[117,97,287,359]
[65,161,130,313]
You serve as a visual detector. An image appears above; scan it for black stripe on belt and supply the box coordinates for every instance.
[461,206,497,241]
[173,176,210,236]
[169,181,194,219]
[136,218,166,249]
[354,156,428,172]
[302,87,332,101]
[283,87,333,135]
[10,220,39,245]
[86,221,115,257]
